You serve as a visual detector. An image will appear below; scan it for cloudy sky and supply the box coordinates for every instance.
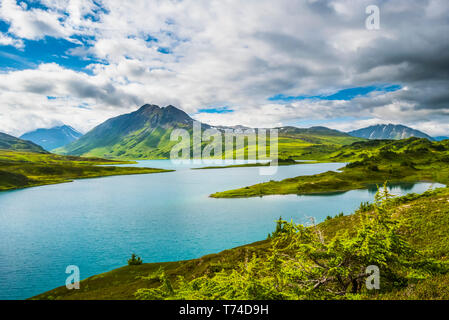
[0,0,448,136]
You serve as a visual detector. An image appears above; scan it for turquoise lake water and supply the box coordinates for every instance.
[0,160,444,299]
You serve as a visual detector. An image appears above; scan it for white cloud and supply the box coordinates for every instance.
[0,0,448,136]
[0,32,24,49]
[0,0,69,39]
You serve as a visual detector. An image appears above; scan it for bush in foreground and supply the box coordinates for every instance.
[128,253,143,266]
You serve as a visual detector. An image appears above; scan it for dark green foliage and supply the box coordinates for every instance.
[128,253,143,266]
[357,201,372,212]
[0,170,35,189]
[268,216,288,238]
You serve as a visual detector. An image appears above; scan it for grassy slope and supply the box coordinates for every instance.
[32,239,272,300]
[0,132,47,153]
[0,150,173,191]
[32,186,449,300]
[218,129,364,161]
[211,138,449,198]
[275,131,365,160]
[54,126,180,159]
[58,127,181,160]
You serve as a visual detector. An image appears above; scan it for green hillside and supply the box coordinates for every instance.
[211,138,449,198]
[54,104,194,159]
[0,132,47,153]
[0,150,173,191]
[32,186,449,300]
[273,126,365,160]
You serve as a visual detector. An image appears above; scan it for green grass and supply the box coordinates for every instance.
[274,134,365,160]
[31,186,449,300]
[0,149,174,191]
[211,138,449,198]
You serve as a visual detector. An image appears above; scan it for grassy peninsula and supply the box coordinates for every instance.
[211,138,449,198]
[0,150,173,191]
[193,158,304,170]
[32,186,449,300]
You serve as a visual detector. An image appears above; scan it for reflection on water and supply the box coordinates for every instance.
[297,182,443,197]
[300,191,348,196]
[366,182,437,194]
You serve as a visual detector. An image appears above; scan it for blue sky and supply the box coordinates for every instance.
[197,106,234,114]
[198,85,402,115]
[0,36,97,71]
[268,85,402,102]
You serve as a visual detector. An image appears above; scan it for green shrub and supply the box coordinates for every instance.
[128,253,143,266]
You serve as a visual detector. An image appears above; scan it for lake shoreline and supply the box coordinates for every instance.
[0,168,175,192]
[0,150,174,192]
[210,178,442,198]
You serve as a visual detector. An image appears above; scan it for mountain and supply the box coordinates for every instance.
[20,125,83,151]
[434,136,449,141]
[55,104,202,159]
[348,124,434,141]
[278,126,351,137]
[0,132,47,153]
[55,104,363,159]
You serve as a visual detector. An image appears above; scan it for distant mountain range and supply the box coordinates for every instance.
[348,124,435,141]
[20,125,82,151]
[55,104,362,159]
[4,105,446,158]
[434,136,449,141]
[0,132,47,153]
[278,126,350,137]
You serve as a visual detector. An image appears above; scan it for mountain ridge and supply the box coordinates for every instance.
[55,104,362,159]
[55,104,203,159]
[348,124,434,141]
[20,125,83,151]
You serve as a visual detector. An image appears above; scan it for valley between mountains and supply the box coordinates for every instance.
[1,104,449,196]
[2,104,449,301]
